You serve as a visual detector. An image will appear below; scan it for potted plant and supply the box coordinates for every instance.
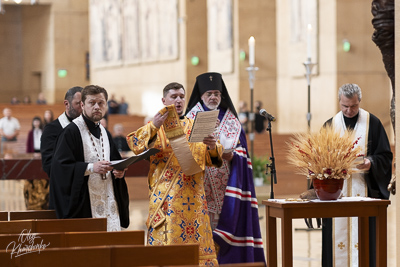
[252,156,270,186]
[286,126,362,200]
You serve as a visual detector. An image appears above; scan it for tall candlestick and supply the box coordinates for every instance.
[248,36,255,66]
[307,24,312,60]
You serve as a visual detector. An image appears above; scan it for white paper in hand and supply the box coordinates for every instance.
[188,110,219,142]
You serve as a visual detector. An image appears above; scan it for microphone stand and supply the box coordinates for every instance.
[265,118,277,199]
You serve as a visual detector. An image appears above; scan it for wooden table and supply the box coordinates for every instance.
[262,199,390,267]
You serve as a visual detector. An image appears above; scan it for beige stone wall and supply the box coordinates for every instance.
[0,5,27,101]
[336,0,392,139]
[90,0,276,120]
[21,4,52,102]
[238,0,276,129]
[90,1,187,117]
[277,0,337,134]
[276,0,392,138]
[0,0,393,136]
[0,0,88,104]
[185,0,207,96]
[51,0,89,103]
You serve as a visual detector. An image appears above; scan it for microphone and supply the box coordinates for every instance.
[259,109,276,121]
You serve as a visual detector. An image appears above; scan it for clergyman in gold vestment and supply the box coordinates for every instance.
[126,82,223,266]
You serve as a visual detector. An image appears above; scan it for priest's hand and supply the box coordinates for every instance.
[93,161,113,174]
[203,134,217,150]
[113,168,127,179]
[153,111,169,128]
[222,151,234,161]
[356,157,371,171]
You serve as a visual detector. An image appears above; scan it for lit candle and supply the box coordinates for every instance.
[248,36,255,66]
[307,24,312,60]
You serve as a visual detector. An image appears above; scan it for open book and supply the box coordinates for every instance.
[110,148,160,170]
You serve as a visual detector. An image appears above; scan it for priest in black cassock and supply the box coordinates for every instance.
[322,83,392,267]
[50,85,129,231]
[32,86,82,210]
[41,86,83,178]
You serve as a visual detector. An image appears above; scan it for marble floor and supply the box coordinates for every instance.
[0,180,396,266]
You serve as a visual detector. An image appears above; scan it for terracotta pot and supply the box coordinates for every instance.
[312,178,344,200]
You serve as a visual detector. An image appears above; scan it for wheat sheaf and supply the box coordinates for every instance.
[287,126,362,180]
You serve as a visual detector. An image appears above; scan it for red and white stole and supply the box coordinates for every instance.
[187,103,241,225]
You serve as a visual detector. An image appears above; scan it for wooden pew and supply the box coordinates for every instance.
[1,246,110,267]
[219,263,266,267]
[0,211,7,221]
[111,244,199,266]
[164,262,266,267]
[0,230,145,250]
[0,244,199,267]
[0,218,107,234]
[65,230,145,247]
[9,210,57,220]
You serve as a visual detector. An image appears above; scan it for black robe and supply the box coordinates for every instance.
[40,118,64,178]
[322,112,393,267]
[112,135,131,152]
[49,118,130,228]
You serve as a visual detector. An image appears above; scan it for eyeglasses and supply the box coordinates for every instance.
[205,92,221,98]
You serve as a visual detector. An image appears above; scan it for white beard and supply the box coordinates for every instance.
[204,101,220,111]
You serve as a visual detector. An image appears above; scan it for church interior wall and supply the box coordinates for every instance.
[21,5,52,103]
[0,5,25,101]
[0,0,397,262]
[336,0,392,140]
[51,0,89,103]
[276,0,338,134]
[90,0,187,117]
[238,0,277,129]
[185,0,207,97]
[0,0,393,136]
[0,0,88,105]
[91,61,187,118]
[276,0,392,137]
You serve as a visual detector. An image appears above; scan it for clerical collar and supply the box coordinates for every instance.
[65,112,73,123]
[179,115,185,120]
[82,114,101,138]
[343,112,359,130]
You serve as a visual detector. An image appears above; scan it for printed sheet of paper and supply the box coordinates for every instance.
[110,148,160,170]
[188,110,219,142]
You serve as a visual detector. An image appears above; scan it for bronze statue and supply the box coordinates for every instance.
[371,0,395,194]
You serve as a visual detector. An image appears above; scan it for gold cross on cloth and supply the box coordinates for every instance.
[160,222,173,242]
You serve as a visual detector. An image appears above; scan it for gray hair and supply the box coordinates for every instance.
[338,83,362,101]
